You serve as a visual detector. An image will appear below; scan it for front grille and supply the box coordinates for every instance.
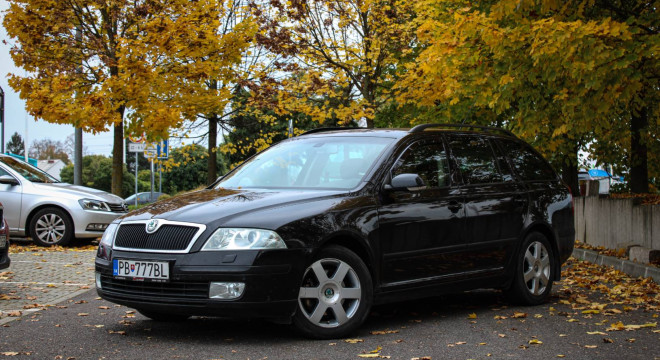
[108,203,128,213]
[114,223,200,251]
[100,274,208,300]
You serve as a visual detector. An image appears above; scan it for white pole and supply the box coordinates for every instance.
[134,151,138,207]
[150,158,154,201]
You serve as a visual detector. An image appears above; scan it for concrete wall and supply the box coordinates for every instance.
[575,196,659,250]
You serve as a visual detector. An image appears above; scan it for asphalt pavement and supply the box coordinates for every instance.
[0,244,658,359]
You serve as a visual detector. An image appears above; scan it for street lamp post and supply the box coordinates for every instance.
[0,85,4,154]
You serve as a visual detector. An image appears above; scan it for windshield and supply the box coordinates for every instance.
[0,156,59,183]
[217,136,394,190]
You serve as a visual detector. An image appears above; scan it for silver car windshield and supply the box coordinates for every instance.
[217,136,394,190]
[0,156,60,183]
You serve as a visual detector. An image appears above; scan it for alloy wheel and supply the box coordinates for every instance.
[522,241,551,295]
[35,213,66,244]
[298,258,362,328]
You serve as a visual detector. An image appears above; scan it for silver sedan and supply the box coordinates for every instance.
[0,154,127,246]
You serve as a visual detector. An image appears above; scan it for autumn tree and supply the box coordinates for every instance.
[400,0,658,193]
[120,0,257,185]
[259,0,416,128]
[60,155,134,194]
[220,87,329,166]
[4,0,255,196]
[29,138,70,164]
[161,144,228,194]
[5,132,24,156]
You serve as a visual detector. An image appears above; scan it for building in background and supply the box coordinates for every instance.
[37,159,66,181]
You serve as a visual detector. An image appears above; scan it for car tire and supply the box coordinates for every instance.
[293,245,373,339]
[505,232,555,305]
[138,309,190,322]
[29,207,74,247]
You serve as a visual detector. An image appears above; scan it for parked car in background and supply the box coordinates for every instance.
[0,202,10,270]
[0,154,128,246]
[96,124,574,339]
[124,192,165,206]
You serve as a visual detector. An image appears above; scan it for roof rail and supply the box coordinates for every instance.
[300,127,360,136]
[409,123,516,138]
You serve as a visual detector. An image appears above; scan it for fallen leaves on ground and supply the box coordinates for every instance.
[344,339,364,344]
[371,330,399,335]
[9,242,97,254]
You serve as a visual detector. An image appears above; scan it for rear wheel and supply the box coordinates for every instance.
[29,207,73,247]
[505,232,555,305]
[293,245,373,339]
[138,309,190,322]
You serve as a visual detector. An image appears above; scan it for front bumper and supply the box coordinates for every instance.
[72,209,125,238]
[95,248,305,319]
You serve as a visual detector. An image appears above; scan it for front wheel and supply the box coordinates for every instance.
[29,207,73,247]
[505,232,555,305]
[293,245,373,339]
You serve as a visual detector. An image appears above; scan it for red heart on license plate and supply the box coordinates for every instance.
[131,264,135,272]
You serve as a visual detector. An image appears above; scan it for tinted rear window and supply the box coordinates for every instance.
[497,139,556,181]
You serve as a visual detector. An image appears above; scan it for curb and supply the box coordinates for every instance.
[572,248,660,283]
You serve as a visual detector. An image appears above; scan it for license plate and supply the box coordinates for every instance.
[113,259,169,281]
[0,235,6,249]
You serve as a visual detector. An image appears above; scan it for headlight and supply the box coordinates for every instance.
[79,199,111,212]
[202,228,287,251]
[97,222,119,260]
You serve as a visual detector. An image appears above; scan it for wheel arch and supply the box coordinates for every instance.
[318,233,377,287]
[25,204,74,239]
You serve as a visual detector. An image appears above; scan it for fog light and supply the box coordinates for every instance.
[209,282,245,299]
[95,272,102,289]
[86,223,109,231]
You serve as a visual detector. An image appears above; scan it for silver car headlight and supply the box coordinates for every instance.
[202,228,287,251]
[79,199,111,212]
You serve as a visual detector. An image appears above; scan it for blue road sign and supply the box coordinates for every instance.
[156,140,169,159]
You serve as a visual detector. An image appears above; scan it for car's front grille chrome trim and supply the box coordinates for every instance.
[112,220,206,254]
[107,202,129,213]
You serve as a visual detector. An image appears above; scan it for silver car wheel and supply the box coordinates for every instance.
[35,213,66,244]
[298,258,362,328]
[522,241,551,295]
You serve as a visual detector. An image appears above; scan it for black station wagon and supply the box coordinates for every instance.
[96,124,575,339]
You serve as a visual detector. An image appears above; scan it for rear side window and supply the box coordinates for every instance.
[447,135,503,185]
[498,139,556,181]
[392,141,450,188]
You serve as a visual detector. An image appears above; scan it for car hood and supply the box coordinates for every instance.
[33,182,124,203]
[120,187,346,224]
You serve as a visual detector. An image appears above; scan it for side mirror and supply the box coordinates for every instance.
[384,173,426,192]
[0,175,19,186]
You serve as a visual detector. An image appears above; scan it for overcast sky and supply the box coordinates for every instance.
[1,0,115,156]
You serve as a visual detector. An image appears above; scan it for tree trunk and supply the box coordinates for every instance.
[111,107,125,197]
[561,145,580,196]
[208,114,218,184]
[630,106,649,194]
